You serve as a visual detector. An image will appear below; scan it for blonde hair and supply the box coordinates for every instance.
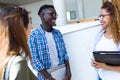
[0,21,9,55]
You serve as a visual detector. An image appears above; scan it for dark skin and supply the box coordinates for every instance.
[38,8,71,80]
[40,8,57,32]
[64,60,71,80]
[39,60,71,80]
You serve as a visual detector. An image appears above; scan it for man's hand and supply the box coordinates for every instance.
[64,60,71,80]
[63,73,71,80]
[39,69,56,80]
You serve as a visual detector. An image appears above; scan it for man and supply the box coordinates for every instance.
[28,4,71,80]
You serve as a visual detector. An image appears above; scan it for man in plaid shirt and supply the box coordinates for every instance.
[28,4,71,80]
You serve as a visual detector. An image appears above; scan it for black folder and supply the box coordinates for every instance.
[93,51,120,66]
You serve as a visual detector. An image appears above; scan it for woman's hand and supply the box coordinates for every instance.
[91,60,120,72]
[91,60,110,70]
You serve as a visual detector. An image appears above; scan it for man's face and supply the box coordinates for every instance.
[42,8,57,27]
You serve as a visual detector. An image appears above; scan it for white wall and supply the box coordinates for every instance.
[65,0,102,20]
[65,0,77,11]
[55,21,101,80]
[77,0,84,19]
[65,0,78,20]
[83,0,102,18]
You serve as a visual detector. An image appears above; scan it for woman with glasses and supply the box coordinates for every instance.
[0,7,37,80]
[91,1,120,80]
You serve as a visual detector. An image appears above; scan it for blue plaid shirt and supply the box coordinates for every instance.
[28,25,69,80]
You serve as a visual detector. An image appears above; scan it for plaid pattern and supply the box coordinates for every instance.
[28,25,69,80]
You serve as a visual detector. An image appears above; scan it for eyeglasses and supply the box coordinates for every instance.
[98,13,110,19]
[44,12,58,17]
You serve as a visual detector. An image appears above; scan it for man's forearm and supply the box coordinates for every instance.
[38,69,55,80]
[64,60,71,75]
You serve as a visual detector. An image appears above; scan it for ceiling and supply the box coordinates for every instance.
[0,0,43,6]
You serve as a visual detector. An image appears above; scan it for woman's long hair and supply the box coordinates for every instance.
[0,7,31,58]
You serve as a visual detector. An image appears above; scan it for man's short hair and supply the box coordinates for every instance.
[38,4,54,15]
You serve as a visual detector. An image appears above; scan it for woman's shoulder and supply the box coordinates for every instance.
[13,55,26,63]
[8,55,27,69]
[2,55,28,80]
[8,55,38,80]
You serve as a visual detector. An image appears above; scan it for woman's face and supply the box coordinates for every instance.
[99,8,111,29]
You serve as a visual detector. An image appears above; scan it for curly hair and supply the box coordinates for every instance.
[102,1,120,44]
[112,0,120,44]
